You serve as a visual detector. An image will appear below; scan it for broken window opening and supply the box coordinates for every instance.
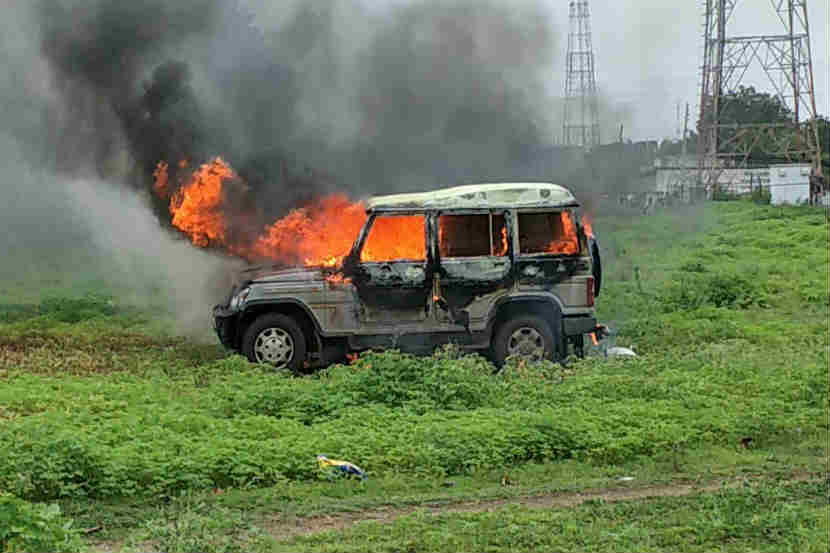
[360,215,426,262]
[518,211,580,255]
[439,213,508,258]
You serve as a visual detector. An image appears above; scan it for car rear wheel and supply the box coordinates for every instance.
[242,313,307,372]
[491,315,558,368]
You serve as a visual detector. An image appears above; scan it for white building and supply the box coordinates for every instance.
[655,156,813,205]
[768,164,812,205]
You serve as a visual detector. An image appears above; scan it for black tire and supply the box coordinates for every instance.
[241,313,307,372]
[491,315,559,368]
[590,238,602,297]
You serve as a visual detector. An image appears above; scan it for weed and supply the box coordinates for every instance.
[125,493,273,553]
[272,480,829,552]
[0,492,84,553]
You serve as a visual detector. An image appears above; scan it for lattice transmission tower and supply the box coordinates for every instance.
[698,0,822,181]
[562,0,600,148]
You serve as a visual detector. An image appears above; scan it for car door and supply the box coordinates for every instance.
[514,208,585,289]
[351,212,431,324]
[433,210,512,327]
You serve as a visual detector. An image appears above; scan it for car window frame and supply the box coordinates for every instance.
[435,209,510,261]
[514,207,583,258]
[356,211,429,264]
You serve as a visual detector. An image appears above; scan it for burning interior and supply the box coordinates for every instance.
[518,212,580,255]
[361,215,427,262]
[439,214,509,258]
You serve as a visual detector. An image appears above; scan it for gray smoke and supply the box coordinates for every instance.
[65,178,245,336]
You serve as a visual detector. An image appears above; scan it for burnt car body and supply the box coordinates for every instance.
[214,183,601,371]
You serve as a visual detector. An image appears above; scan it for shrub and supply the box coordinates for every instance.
[1,346,823,500]
[38,294,116,323]
[659,272,767,311]
[0,493,84,553]
[126,496,271,553]
[750,186,771,204]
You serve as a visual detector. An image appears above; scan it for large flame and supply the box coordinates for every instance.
[252,195,366,267]
[156,157,368,266]
[168,158,234,248]
[156,157,586,266]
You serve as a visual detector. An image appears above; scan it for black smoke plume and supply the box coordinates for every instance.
[34,0,568,234]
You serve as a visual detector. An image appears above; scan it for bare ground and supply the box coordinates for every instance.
[263,471,822,541]
[90,471,823,552]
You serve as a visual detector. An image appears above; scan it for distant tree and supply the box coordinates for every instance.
[658,131,698,158]
[716,85,796,164]
[719,85,793,126]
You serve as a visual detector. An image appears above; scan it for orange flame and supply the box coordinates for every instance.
[360,215,426,262]
[156,157,582,267]
[546,212,580,255]
[494,226,509,257]
[326,273,353,285]
[156,157,368,267]
[583,214,594,238]
[169,158,234,247]
[253,195,366,267]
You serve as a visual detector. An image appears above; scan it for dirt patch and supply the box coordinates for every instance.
[0,333,169,352]
[0,334,224,376]
[0,343,143,376]
[264,472,821,541]
[87,472,822,552]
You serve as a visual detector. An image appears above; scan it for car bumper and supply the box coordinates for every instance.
[213,305,239,350]
[562,315,597,337]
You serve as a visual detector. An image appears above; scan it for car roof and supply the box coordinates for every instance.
[366,183,579,212]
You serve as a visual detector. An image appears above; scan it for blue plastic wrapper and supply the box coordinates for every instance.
[317,455,367,480]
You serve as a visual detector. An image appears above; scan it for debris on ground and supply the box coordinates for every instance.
[606,346,638,358]
[317,455,367,480]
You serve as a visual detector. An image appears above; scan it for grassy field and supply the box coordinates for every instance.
[0,201,827,552]
[273,480,828,553]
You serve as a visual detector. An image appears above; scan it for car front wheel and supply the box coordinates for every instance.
[491,315,558,368]
[242,313,307,372]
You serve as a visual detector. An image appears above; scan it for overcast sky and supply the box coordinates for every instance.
[547,0,829,141]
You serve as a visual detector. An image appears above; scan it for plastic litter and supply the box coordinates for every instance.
[317,455,367,480]
[606,346,637,358]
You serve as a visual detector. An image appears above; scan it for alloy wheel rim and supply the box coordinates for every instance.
[506,326,545,361]
[254,327,294,368]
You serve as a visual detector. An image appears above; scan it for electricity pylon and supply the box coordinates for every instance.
[562,0,600,148]
[697,0,822,182]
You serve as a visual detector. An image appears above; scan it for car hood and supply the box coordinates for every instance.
[240,265,326,285]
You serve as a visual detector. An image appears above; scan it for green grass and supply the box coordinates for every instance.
[0,201,827,551]
[0,334,824,501]
[62,437,823,545]
[271,480,829,553]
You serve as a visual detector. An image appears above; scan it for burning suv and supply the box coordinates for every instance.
[213,183,602,371]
